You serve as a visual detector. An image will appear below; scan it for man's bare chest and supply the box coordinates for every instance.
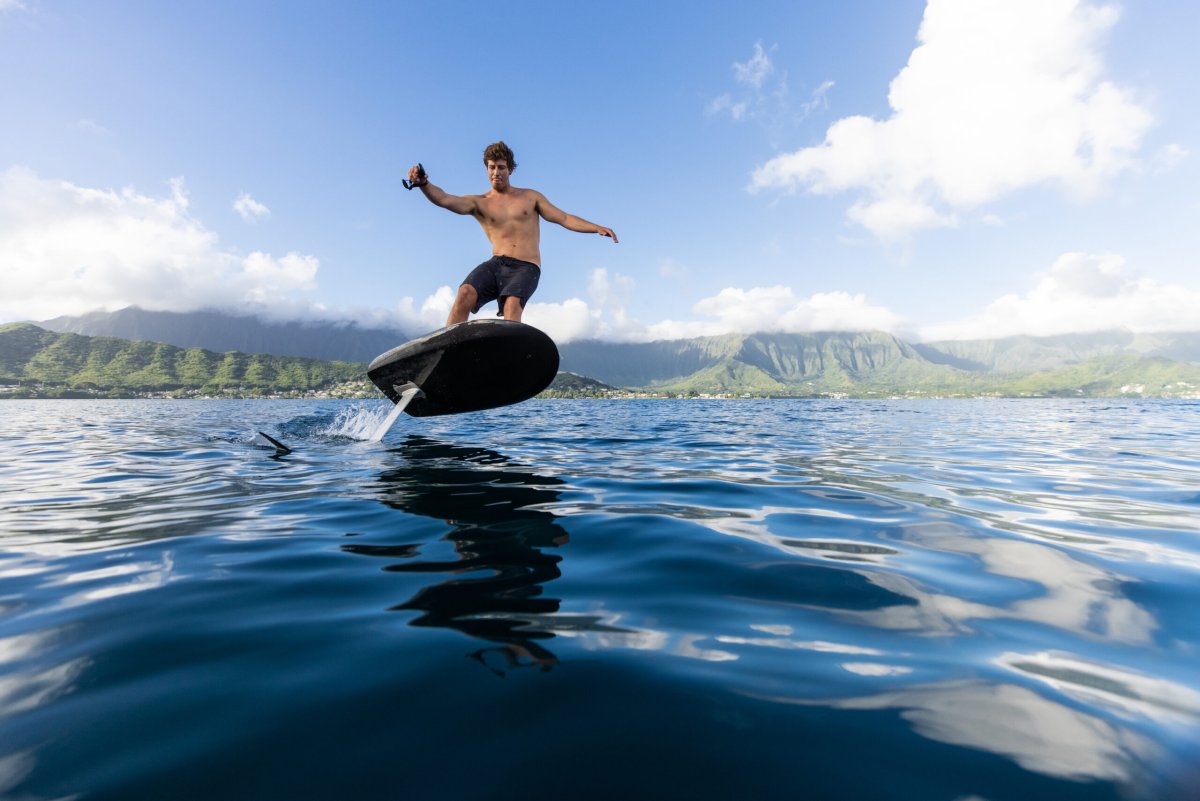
[476,195,537,227]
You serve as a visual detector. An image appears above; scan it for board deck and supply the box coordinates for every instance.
[366,320,559,416]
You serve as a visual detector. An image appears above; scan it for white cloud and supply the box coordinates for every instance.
[588,267,634,313]
[920,252,1200,340]
[654,286,907,340]
[0,0,27,12]
[240,252,317,300]
[523,298,600,343]
[709,42,802,127]
[734,42,774,89]
[752,0,1154,240]
[521,269,906,344]
[706,94,748,121]
[847,198,956,239]
[418,285,455,325]
[388,277,604,344]
[233,192,270,222]
[709,43,833,133]
[421,255,1200,343]
[0,167,320,321]
[800,80,835,118]
[375,285,457,333]
[392,285,607,342]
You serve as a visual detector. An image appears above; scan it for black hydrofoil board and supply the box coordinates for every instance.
[367,320,559,416]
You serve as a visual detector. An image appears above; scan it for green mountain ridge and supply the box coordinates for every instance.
[4,323,1200,399]
[0,323,367,398]
[915,329,1200,372]
[559,330,1200,398]
[541,371,621,397]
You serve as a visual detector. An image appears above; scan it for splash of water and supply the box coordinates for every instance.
[315,403,400,441]
[366,386,422,442]
[368,402,407,442]
[268,392,421,446]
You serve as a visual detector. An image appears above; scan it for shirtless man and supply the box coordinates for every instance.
[407,141,617,325]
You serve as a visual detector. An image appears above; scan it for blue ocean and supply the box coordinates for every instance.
[1,398,1197,801]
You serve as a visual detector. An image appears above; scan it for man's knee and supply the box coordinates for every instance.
[453,284,478,308]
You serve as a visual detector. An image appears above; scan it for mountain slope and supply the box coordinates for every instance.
[561,331,969,393]
[6,321,1200,399]
[1,323,367,397]
[560,330,1200,397]
[917,329,1200,372]
[1008,354,1200,397]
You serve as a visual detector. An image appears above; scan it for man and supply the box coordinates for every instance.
[407,141,617,325]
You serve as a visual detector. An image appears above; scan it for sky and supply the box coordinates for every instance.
[2,0,1199,343]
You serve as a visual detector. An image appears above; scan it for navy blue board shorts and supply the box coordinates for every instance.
[462,255,541,315]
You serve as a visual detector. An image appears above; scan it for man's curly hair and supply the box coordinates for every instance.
[482,141,516,171]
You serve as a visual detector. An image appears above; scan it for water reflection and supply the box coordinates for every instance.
[734,638,1200,794]
[997,650,1200,724]
[816,522,1159,644]
[346,436,583,674]
[0,631,88,720]
[0,628,88,799]
[785,678,1158,784]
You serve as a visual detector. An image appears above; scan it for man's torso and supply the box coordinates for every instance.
[471,187,542,266]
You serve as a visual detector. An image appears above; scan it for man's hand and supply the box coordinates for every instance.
[403,164,428,190]
[597,226,619,243]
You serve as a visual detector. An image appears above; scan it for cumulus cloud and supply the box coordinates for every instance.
[233,192,270,222]
[588,267,635,319]
[0,167,319,321]
[847,198,956,240]
[393,278,608,344]
[513,268,909,344]
[920,252,1200,340]
[645,287,907,341]
[523,298,601,343]
[386,285,610,342]
[375,284,456,333]
[752,0,1154,240]
[527,258,1200,344]
[400,257,1200,344]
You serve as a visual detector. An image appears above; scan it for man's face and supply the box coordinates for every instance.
[486,159,511,189]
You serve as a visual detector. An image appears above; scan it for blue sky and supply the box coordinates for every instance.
[2,0,1198,342]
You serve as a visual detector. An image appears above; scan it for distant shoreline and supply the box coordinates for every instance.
[4,388,1196,401]
[7,322,1200,401]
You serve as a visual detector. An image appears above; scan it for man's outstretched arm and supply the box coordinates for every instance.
[535,194,618,243]
[407,164,478,216]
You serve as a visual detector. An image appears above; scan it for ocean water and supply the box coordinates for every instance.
[1,398,1198,801]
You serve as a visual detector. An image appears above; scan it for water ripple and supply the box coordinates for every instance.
[0,398,1197,800]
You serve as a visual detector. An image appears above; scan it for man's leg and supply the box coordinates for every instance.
[500,296,524,322]
[447,284,478,325]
